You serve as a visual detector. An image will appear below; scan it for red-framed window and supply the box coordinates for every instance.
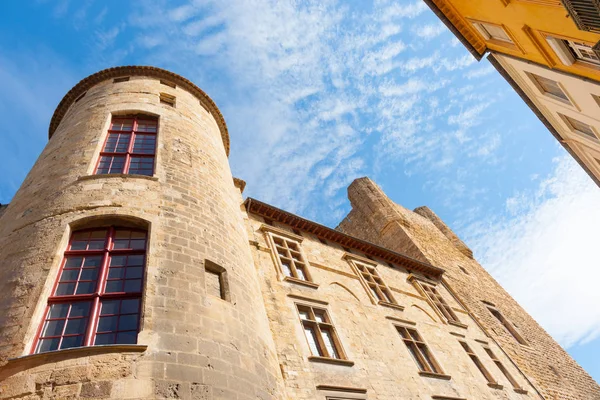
[32,227,147,353]
[95,115,157,176]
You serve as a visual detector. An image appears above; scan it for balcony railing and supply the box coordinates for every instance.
[561,0,600,33]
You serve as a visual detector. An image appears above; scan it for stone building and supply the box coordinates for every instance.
[0,66,597,399]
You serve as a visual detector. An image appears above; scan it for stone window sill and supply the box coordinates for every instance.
[284,276,319,289]
[308,356,355,367]
[448,321,468,329]
[378,301,405,311]
[418,371,452,380]
[3,345,148,379]
[487,382,504,390]
[77,173,159,182]
[514,388,528,395]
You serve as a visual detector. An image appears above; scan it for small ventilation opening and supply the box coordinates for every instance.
[205,260,229,301]
[113,77,130,83]
[159,93,176,107]
[160,80,176,88]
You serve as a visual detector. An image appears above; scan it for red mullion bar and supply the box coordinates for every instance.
[84,227,113,347]
[47,293,97,303]
[63,249,106,257]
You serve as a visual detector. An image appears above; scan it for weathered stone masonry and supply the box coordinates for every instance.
[0,66,598,399]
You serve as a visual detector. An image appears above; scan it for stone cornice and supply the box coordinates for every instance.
[245,198,445,278]
[49,65,230,156]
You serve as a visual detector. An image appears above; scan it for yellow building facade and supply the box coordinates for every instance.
[425,0,600,80]
[426,0,600,186]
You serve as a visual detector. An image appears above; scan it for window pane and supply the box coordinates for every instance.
[96,155,125,174]
[48,303,69,319]
[42,320,65,337]
[101,300,121,316]
[304,326,322,356]
[56,283,76,296]
[64,318,87,335]
[95,333,115,345]
[124,279,142,293]
[36,301,90,354]
[121,299,140,314]
[97,316,118,332]
[119,315,138,331]
[61,335,84,349]
[103,133,131,153]
[136,120,157,133]
[281,261,292,277]
[132,134,156,154]
[406,342,426,371]
[111,119,134,131]
[127,156,154,176]
[321,328,339,359]
[36,338,60,353]
[116,331,138,344]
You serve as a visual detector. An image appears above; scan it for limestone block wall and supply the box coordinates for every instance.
[336,177,600,400]
[0,67,285,400]
[245,211,541,400]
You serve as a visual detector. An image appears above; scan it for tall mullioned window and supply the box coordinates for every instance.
[272,235,312,282]
[95,115,157,176]
[33,227,146,353]
[486,305,528,345]
[354,261,396,305]
[421,283,461,324]
[297,304,346,360]
[397,326,443,375]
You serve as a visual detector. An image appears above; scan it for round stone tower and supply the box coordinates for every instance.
[0,67,284,399]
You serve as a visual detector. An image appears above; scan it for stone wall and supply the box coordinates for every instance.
[245,210,541,399]
[0,69,285,400]
[336,177,600,400]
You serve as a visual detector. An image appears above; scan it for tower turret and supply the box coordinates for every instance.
[0,67,285,399]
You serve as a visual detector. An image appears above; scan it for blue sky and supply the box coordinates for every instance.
[1,0,599,383]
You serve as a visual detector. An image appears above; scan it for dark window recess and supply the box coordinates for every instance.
[113,77,130,83]
[204,260,229,301]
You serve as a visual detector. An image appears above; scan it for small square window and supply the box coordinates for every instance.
[205,260,229,301]
[560,114,599,142]
[527,73,571,104]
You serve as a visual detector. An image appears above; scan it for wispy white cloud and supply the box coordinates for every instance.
[464,155,600,348]
[412,23,446,40]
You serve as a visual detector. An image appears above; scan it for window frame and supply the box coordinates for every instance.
[409,275,465,327]
[31,226,147,354]
[94,115,158,177]
[262,225,316,287]
[469,19,521,52]
[459,341,500,388]
[558,113,600,142]
[396,325,446,377]
[485,304,529,346]
[295,303,349,363]
[525,72,573,105]
[346,255,399,308]
[545,34,600,69]
[482,346,526,393]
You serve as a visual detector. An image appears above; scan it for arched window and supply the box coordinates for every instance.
[95,115,157,176]
[33,227,147,353]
